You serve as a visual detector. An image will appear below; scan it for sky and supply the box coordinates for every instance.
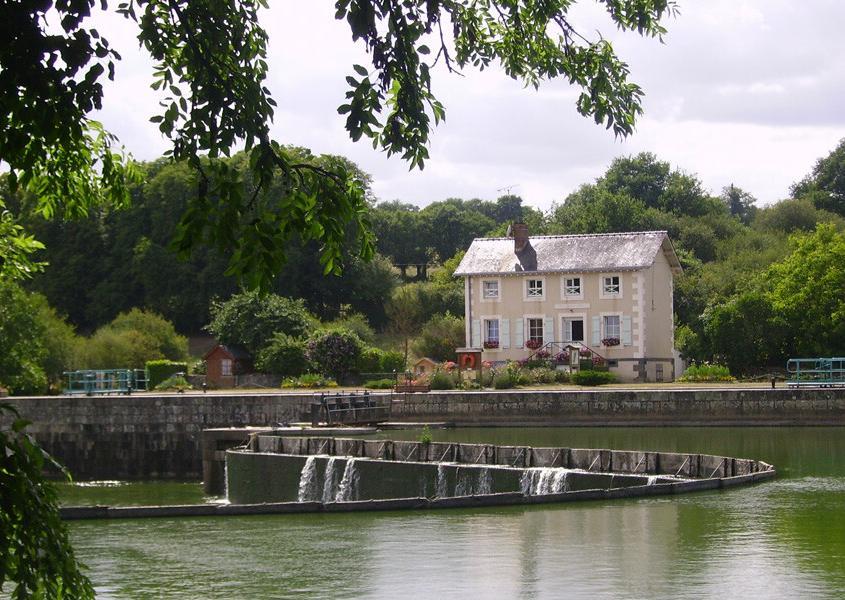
[93,1,845,212]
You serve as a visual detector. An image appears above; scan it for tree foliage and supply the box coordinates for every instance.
[0,404,94,599]
[206,291,316,356]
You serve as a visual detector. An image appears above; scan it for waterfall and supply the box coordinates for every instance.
[521,468,570,496]
[322,457,338,503]
[476,468,492,495]
[297,456,318,502]
[647,475,658,486]
[223,458,230,503]
[436,464,448,498]
[335,459,359,502]
[454,467,470,496]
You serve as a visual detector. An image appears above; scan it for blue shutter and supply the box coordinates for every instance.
[501,319,510,349]
[592,316,601,345]
[543,316,554,345]
[514,318,524,348]
[471,319,481,348]
[622,316,632,346]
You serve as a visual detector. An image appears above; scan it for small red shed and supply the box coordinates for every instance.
[203,344,252,388]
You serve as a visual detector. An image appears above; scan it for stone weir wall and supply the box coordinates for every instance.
[4,387,845,481]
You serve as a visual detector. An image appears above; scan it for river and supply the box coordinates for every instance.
[61,427,845,599]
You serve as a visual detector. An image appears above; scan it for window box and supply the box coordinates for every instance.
[483,340,500,349]
[525,339,543,350]
[602,337,620,347]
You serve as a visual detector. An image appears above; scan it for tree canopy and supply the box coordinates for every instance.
[2,0,677,288]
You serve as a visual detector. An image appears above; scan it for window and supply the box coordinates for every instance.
[484,319,500,344]
[221,358,233,376]
[528,318,544,343]
[563,318,584,342]
[603,315,621,340]
[482,280,499,299]
[564,277,581,296]
[526,279,544,298]
[603,275,620,295]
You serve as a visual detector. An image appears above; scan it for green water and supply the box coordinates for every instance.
[64,427,845,599]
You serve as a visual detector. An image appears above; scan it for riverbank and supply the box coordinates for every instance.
[4,387,845,481]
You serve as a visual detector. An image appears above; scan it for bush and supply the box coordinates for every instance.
[80,309,187,370]
[526,367,558,385]
[324,313,376,344]
[411,313,465,362]
[380,350,406,373]
[154,375,192,392]
[255,333,308,376]
[429,370,456,390]
[571,370,618,386]
[281,374,338,389]
[493,372,517,389]
[357,346,385,374]
[107,309,187,360]
[363,378,395,389]
[146,360,188,390]
[305,329,363,381]
[679,363,735,382]
[553,369,571,384]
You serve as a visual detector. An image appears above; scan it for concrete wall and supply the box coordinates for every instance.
[4,387,845,481]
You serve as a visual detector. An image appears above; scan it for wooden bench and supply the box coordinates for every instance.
[394,383,431,393]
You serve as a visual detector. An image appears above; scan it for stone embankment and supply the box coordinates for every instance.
[5,387,845,480]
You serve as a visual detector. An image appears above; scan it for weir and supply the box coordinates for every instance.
[223,434,776,510]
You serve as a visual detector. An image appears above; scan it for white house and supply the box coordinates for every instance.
[453,224,683,382]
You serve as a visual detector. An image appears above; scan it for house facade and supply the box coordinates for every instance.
[454,225,683,382]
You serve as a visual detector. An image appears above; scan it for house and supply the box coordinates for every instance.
[453,225,683,382]
[414,357,438,376]
[203,344,252,388]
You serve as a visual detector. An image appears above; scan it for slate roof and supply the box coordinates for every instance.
[454,231,682,276]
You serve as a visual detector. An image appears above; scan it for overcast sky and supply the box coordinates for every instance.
[94,1,845,211]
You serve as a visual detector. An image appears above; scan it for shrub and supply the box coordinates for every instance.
[363,378,395,389]
[429,370,456,390]
[679,363,735,382]
[505,361,530,386]
[80,309,187,370]
[411,313,465,362]
[154,375,192,392]
[380,350,405,373]
[324,313,375,344]
[255,333,308,376]
[526,367,558,384]
[107,309,187,360]
[493,372,517,389]
[553,370,571,384]
[571,370,618,386]
[418,425,433,444]
[146,360,188,390]
[305,329,363,381]
[356,346,386,375]
[281,374,338,389]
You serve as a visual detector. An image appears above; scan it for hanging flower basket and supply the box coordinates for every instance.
[483,340,499,349]
[525,339,543,350]
[601,337,620,347]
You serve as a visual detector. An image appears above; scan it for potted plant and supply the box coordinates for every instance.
[525,339,542,350]
[483,340,499,349]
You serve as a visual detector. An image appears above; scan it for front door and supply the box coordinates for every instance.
[562,318,584,343]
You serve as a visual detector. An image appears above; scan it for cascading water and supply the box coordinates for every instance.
[297,456,318,502]
[647,475,658,486]
[521,468,570,496]
[435,464,448,498]
[322,457,338,503]
[223,459,230,503]
[335,458,359,502]
[476,468,493,495]
[454,467,470,496]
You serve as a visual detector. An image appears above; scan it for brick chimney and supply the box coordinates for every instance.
[511,222,529,252]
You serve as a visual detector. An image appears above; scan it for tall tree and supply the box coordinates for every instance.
[791,138,845,216]
[720,184,757,225]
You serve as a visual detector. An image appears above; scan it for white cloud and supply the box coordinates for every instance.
[89,1,845,212]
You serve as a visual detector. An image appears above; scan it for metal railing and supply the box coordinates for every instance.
[310,391,391,426]
[63,369,147,395]
[525,341,608,366]
[786,357,845,388]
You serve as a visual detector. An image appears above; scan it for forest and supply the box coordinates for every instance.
[2,139,844,394]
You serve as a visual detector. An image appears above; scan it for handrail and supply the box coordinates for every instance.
[525,341,608,365]
[786,357,845,387]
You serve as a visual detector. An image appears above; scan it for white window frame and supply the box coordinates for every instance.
[561,314,586,343]
[600,274,623,299]
[563,276,583,299]
[524,277,545,301]
[527,317,544,344]
[603,314,621,340]
[480,279,501,302]
[221,358,233,376]
[484,318,500,344]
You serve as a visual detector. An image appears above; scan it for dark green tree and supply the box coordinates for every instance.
[791,138,845,216]
[720,184,757,225]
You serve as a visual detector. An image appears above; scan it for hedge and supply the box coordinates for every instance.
[146,360,188,390]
